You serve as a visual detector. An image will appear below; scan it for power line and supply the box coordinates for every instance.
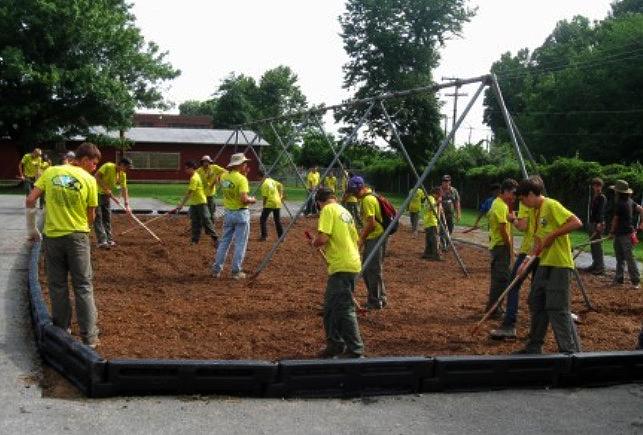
[486,108,643,116]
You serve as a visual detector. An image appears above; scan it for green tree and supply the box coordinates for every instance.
[178,99,216,116]
[337,0,475,163]
[610,0,643,17]
[211,73,258,128]
[0,0,179,150]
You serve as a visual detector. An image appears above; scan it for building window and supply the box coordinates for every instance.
[123,152,180,170]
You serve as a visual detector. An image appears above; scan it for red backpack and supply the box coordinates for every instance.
[368,193,399,235]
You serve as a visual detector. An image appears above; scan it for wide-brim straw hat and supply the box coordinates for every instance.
[609,179,633,194]
[227,153,251,168]
[201,155,213,163]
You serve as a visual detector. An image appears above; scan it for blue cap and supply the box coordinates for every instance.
[347,176,365,193]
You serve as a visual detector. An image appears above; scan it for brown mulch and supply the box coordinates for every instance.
[41,215,642,361]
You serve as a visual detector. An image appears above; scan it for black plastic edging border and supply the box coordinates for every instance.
[25,237,643,398]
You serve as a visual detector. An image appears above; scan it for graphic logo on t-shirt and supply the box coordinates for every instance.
[340,210,353,224]
[221,180,234,189]
[52,175,81,191]
[540,217,548,228]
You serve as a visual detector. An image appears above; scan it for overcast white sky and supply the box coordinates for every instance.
[130,0,614,145]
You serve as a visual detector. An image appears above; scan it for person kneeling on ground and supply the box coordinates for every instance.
[514,176,583,354]
[94,157,133,249]
[312,187,364,358]
[258,170,284,241]
[608,180,642,289]
[486,178,518,320]
[212,153,256,280]
[171,160,219,246]
[421,187,443,261]
[26,143,101,348]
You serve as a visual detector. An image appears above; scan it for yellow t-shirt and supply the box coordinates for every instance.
[318,202,361,275]
[306,171,320,189]
[187,172,207,206]
[220,170,249,210]
[260,178,282,209]
[532,197,574,268]
[518,203,535,255]
[422,195,438,228]
[488,197,509,249]
[409,188,426,213]
[361,191,384,240]
[197,164,226,197]
[34,165,98,237]
[324,176,337,192]
[21,154,42,178]
[96,162,127,194]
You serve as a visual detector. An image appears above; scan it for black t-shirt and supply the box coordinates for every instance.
[590,194,606,223]
[614,198,636,235]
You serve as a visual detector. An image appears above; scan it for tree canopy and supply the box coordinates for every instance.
[484,1,643,164]
[337,0,475,163]
[0,0,180,150]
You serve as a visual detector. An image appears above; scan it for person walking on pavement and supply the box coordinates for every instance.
[491,186,539,339]
[312,187,364,359]
[304,166,320,216]
[212,153,256,279]
[421,187,442,260]
[197,155,226,223]
[486,178,518,320]
[94,158,133,248]
[608,180,642,289]
[349,176,387,309]
[18,147,43,195]
[25,143,101,348]
[408,187,426,237]
[582,177,607,275]
[439,174,461,251]
[258,170,284,241]
[514,176,583,354]
[171,160,219,246]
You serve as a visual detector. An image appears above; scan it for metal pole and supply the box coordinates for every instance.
[212,129,237,163]
[360,81,486,276]
[268,122,309,191]
[242,129,296,220]
[251,103,376,280]
[509,116,538,172]
[311,117,348,190]
[490,74,528,179]
[237,75,491,128]
[380,101,469,277]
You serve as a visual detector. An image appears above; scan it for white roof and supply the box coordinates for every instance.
[73,127,269,146]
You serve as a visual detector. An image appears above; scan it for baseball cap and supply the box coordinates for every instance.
[347,176,365,193]
[442,174,451,181]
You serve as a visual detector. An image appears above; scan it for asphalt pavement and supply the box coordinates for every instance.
[0,194,641,435]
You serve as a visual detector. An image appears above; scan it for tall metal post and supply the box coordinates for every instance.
[212,129,238,163]
[360,81,486,275]
[380,101,469,277]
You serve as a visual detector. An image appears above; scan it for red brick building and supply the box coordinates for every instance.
[1,115,268,182]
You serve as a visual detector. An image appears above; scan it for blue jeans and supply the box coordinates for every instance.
[213,209,250,274]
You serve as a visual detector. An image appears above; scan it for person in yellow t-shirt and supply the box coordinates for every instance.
[18,148,43,195]
[348,175,386,310]
[258,170,284,241]
[421,187,443,261]
[311,187,364,358]
[323,173,337,193]
[514,176,583,355]
[35,154,53,208]
[26,142,101,348]
[304,166,321,216]
[197,155,227,223]
[94,158,133,248]
[408,187,426,236]
[171,160,219,246]
[212,153,256,280]
[341,171,361,227]
[486,178,518,319]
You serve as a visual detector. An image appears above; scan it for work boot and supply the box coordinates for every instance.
[490,325,516,340]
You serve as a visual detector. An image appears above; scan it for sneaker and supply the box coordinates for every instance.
[490,325,516,340]
[633,283,641,290]
[97,242,110,249]
[83,338,100,349]
[108,240,117,247]
[232,271,247,280]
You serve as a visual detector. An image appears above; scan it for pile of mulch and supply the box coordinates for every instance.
[40,214,642,361]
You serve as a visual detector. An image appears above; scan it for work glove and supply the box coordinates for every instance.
[25,208,41,241]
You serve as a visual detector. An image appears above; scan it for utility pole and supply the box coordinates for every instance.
[442,77,468,146]
[468,126,473,144]
[440,114,448,137]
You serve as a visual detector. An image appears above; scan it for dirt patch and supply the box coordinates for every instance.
[40,214,642,360]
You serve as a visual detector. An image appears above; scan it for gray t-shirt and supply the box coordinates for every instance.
[441,186,459,216]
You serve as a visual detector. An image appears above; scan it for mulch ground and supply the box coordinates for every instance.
[41,214,642,361]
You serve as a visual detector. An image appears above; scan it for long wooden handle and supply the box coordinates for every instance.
[111,197,162,242]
